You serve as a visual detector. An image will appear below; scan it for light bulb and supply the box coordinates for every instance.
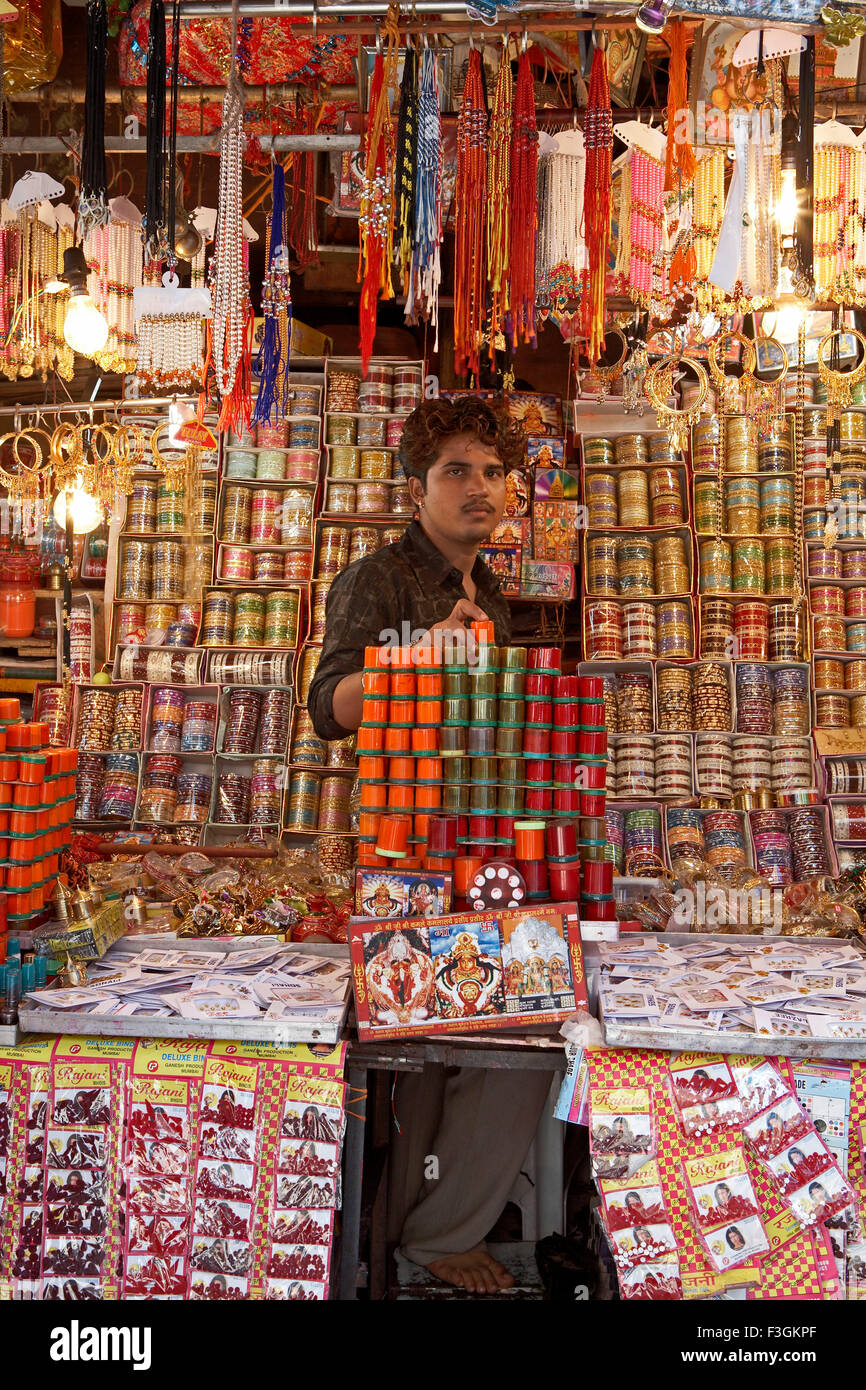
[62,294,109,357]
[777,169,798,239]
[768,303,807,346]
[53,482,102,535]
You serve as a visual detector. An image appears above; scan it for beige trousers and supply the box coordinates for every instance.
[387,1064,556,1267]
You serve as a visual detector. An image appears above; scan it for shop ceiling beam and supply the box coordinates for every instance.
[6,82,357,102]
[0,133,359,152]
[180,1,825,30]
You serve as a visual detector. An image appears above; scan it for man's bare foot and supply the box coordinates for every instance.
[426,1246,515,1295]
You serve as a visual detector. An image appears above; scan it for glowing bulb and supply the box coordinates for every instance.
[777,169,798,239]
[768,302,807,345]
[53,481,102,535]
[62,294,108,357]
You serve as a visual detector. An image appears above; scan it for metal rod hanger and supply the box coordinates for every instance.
[1,133,359,153]
[6,81,356,103]
[180,0,824,28]
[181,0,576,12]
[0,397,198,416]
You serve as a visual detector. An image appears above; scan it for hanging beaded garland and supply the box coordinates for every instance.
[252,160,292,426]
[582,47,613,366]
[508,49,538,351]
[209,0,253,433]
[358,5,401,375]
[405,43,443,346]
[393,42,418,295]
[536,128,585,312]
[454,45,488,380]
[486,43,512,357]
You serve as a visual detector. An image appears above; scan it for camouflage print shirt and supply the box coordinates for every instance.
[308,519,512,741]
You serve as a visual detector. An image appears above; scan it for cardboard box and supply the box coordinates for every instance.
[40,898,126,961]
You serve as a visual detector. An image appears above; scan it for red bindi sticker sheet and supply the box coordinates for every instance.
[0,1035,348,1299]
[681,1147,770,1273]
[598,1159,681,1297]
[667,1053,744,1139]
[188,1055,264,1301]
[122,1039,207,1299]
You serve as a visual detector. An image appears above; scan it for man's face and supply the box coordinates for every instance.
[414,433,507,545]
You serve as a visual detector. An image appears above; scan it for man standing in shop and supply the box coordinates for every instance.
[309,395,556,1295]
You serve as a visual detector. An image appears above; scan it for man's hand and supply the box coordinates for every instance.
[413,598,488,661]
[428,598,488,634]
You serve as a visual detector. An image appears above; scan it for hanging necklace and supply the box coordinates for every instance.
[142,0,167,263]
[454,45,488,380]
[537,127,585,313]
[629,146,665,309]
[393,41,418,295]
[582,45,613,365]
[405,41,442,347]
[487,40,512,358]
[210,0,253,431]
[252,161,292,425]
[79,0,110,236]
[508,47,537,351]
[358,4,400,374]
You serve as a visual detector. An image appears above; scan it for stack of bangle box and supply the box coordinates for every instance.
[285,510,410,827]
[687,413,806,665]
[321,357,422,522]
[74,684,145,752]
[0,699,78,925]
[581,430,696,662]
[348,625,613,919]
[218,385,323,587]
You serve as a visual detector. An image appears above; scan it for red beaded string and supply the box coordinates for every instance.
[359,8,400,375]
[454,47,488,380]
[582,47,613,366]
[508,50,538,351]
[486,45,512,362]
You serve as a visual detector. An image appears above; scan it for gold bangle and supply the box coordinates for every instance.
[708,331,757,411]
[817,328,866,426]
[91,423,116,465]
[644,355,709,457]
[754,335,789,384]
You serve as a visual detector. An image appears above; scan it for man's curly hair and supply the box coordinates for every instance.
[398,394,525,486]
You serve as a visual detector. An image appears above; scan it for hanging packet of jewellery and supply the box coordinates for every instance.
[681,1146,769,1274]
[42,1044,131,1300]
[598,1159,681,1301]
[188,1054,264,1302]
[728,1054,791,1121]
[123,1041,203,1299]
[263,1066,347,1301]
[667,1052,744,1139]
[0,1038,56,1295]
[588,1085,656,1181]
[744,1092,858,1231]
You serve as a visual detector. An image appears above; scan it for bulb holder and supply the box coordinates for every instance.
[61,244,91,296]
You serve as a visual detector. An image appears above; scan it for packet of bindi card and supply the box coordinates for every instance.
[728,1055,791,1120]
[617,1257,683,1301]
[762,1130,858,1229]
[599,1160,678,1287]
[589,1086,655,1180]
[743,1092,812,1163]
[668,1054,738,1107]
[668,1053,743,1138]
[681,1147,769,1272]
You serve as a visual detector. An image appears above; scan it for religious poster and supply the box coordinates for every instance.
[354,868,452,919]
[350,904,585,1040]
